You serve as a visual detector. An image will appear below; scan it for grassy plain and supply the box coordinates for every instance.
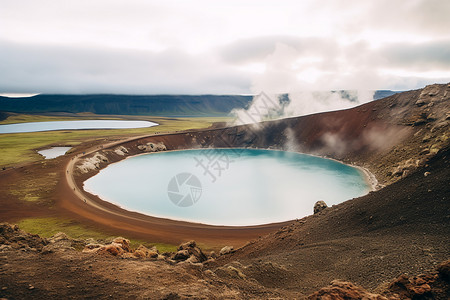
[18,217,178,252]
[1,113,229,251]
[0,113,230,167]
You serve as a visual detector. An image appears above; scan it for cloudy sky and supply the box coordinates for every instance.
[1,0,449,95]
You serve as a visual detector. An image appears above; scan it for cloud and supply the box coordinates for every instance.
[367,0,450,35]
[306,0,450,37]
[380,40,450,71]
[0,0,449,94]
[219,36,336,64]
[0,40,251,94]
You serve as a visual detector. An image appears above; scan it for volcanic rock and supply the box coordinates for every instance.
[437,260,450,282]
[137,142,166,152]
[134,245,159,259]
[82,243,104,253]
[173,249,190,261]
[0,223,47,251]
[77,152,109,173]
[388,273,436,299]
[174,240,207,263]
[313,200,328,214]
[112,237,131,252]
[219,246,234,256]
[82,237,133,257]
[42,232,84,253]
[96,243,126,256]
[308,280,389,300]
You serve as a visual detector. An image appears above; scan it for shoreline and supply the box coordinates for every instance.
[62,139,289,247]
[71,143,380,230]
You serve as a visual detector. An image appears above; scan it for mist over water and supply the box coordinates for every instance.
[84,149,370,226]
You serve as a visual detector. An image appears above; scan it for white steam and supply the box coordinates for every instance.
[231,90,374,125]
[231,43,375,125]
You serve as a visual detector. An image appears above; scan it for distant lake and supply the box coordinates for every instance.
[0,120,158,134]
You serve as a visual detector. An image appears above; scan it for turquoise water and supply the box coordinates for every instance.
[0,120,158,134]
[83,149,370,226]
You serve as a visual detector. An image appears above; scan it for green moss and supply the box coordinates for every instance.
[148,243,178,253]
[17,217,177,252]
[0,114,78,124]
[8,171,58,203]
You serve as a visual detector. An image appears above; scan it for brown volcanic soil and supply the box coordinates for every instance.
[0,136,448,299]
[0,83,449,299]
[56,83,448,248]
[208,143,450,295]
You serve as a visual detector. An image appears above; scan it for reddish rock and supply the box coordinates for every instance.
[97,243,125,256]
[134,245,158,259]
[388,273,437,299]
[112,237,131,252]
[437,260,450,282]
[308,280,389,300]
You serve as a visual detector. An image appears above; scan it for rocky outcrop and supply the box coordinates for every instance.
[219,246,234,256]
[42,232,85,253]
[437,260,450,282]
[82,237,162,260]
[387,274,436,299]
[390,158,426,178]
[81,238,211,263]
[0,223,48,252]
[313,200,328,214]
[308,261,450,300]
[114,146,129,156]
[172,240,207,263]
[308,280,389,300]
[385,261,450,299]
[133,245,159,259]
[137,142,167,152]
[173,249,190,261]
[77,152,109,173]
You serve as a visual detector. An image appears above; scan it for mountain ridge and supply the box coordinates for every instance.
[0,90,398,116]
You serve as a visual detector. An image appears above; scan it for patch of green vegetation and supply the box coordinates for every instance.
[0,113,78,124]
[0,114,231,167]
[8,171,58,203]
[148,242,178,254]
[18,217,178,253]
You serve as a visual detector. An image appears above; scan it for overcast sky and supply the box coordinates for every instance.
[1,0,449,95]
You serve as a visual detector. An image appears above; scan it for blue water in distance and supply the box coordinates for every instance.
[84,149,370,226]
[0,120,158,134]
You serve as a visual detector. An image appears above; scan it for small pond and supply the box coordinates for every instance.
[38,147,72,159]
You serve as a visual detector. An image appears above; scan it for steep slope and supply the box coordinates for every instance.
[51,84,449,247]
[0,84,448,299]
[208,143,450,295]
[194,83,449,186]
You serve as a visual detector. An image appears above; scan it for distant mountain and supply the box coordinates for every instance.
[0,91,400,116]
[373,90,400,100]
[0,94,253,117]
